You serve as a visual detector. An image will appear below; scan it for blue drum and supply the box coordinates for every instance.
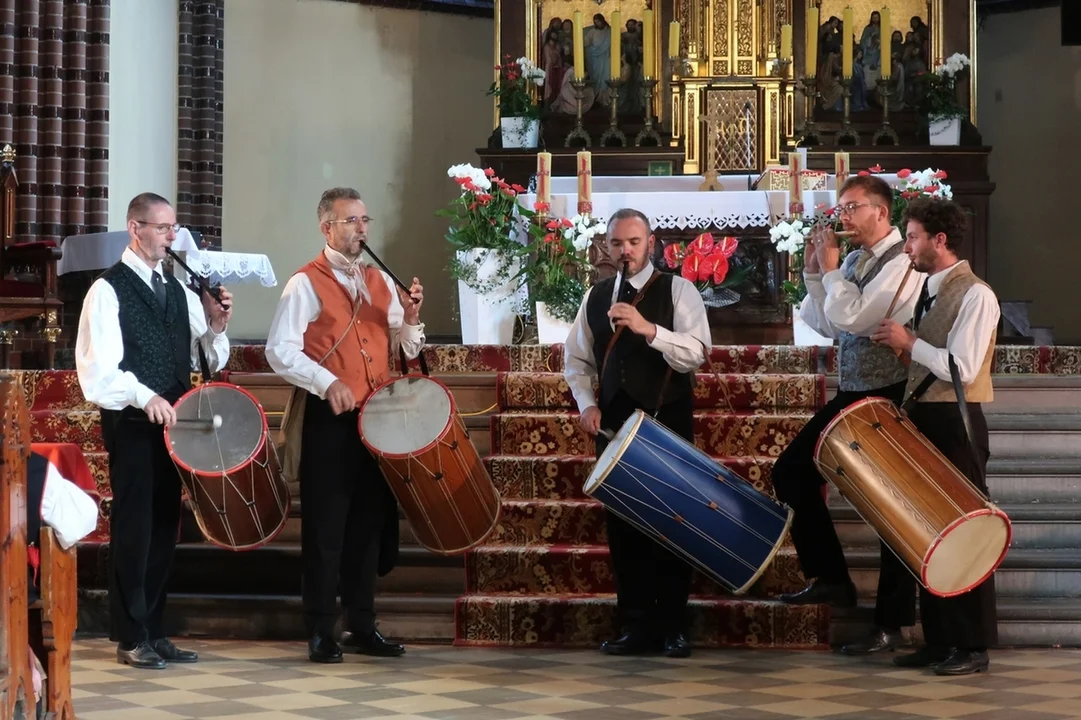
[584,410,793,594]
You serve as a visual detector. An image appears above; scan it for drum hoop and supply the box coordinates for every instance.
[813,395,895,462]
[733,505,795,595]
[921,505,1013,598]
[582,410,646,497]
[357,372,455,459]
[165,382,269,476]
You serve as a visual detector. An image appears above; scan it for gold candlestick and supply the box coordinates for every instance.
[837,77,860,145]
[635,77,661,147]
[795,76,822,147]
[600,78,627,147]
[565,78,592,147]
[872,78,899,146]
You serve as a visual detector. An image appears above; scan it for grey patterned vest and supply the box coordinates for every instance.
[837,240,910,392]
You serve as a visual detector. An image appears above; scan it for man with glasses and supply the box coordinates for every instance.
[266,187,425,663]
[76,192,233,669]
[771,175,924,656]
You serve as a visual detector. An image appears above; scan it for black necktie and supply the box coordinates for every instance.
[619,281,635,301]
[914,283,934,329]
[152,271,167,309]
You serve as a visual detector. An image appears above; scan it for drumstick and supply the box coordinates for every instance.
[142,415,223,429]
[598,428,614,441]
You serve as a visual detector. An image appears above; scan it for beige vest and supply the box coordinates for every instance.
[905,261,996,403]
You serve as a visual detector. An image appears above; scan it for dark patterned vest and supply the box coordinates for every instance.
[100,262,192,398]
[837,240,910,392]
[586,271,694,412]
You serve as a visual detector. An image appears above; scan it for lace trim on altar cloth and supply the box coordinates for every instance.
[185,248,279,287]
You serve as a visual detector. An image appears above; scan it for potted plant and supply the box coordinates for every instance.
[490,56,545,149]
[922,53,970,146]
[528,213,599,343]
[662,233,753,308]
[439,162,532,344]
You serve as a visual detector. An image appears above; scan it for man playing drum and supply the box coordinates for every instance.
[872,197,1000,675]
[563,208,711,658]
[265,188,425,663]
[772,175,924,656]
[76,192,233,669]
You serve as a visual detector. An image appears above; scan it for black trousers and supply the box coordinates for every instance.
[597,390,694,636]
[772,380,916,629]
[101,394,184,646]
[299,395,396,638]
[908,402,998,651]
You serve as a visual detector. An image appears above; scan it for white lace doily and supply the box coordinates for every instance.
[183,249,278,287]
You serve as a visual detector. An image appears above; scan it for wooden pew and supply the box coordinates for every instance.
[0,376,34,720]
[29,526,76,720]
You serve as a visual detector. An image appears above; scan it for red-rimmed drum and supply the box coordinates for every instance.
[815,396,1012,597]
[165,382,290,551]
[358,375,500,555]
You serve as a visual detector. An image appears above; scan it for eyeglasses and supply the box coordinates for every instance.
[326,216,373,227]
[834,202,881,217]
[135,220,180,235]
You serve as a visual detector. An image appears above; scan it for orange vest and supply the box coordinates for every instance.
[299,253,392,407]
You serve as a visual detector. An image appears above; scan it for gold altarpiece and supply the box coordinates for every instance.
[500,0,975,175]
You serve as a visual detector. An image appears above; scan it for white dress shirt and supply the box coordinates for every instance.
[265,246,426,400]
[563,261,712,413]
[799,228,924,339]
[75,247,230,411]
[910,261,1000,384]
[38,459,99,550]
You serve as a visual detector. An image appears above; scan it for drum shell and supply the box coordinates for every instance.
[166,383,291,552]
[584,411,793,595]
[359,374,501,555]
[814,396,1011,597]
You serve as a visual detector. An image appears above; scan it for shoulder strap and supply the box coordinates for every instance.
[600,269,663,380]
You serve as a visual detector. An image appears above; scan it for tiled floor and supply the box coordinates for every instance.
[70,638,1081,719]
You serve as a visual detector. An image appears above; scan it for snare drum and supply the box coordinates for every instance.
[359,375,500,555]
[584,411,793,595]
[815,397,1011,597]
[165,382,291,551]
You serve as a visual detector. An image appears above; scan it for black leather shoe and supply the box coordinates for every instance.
[840,628,905,656]
[934,649,989,676]
[778,579,857,608]
[309,632,343,663]
[600,630,659,656]
[341,629,405,658]
[663,633,691,658]
[117,642,166,670]
[151,637,199,663]
[893,645,952,668]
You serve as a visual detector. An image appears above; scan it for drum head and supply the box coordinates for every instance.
[582,412,644,495]
[169,384,265,474]
[360,376,452,455]
[925,511,1011,596]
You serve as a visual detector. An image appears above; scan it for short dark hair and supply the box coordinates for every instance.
[902,197,968,252]
[318,187,362,222]
[606,208,652,237]
[839,175,893,209]
[127,192,171,223]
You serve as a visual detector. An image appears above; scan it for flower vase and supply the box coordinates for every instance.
[535,302,573,344]
[456,248,525,345]
[792,313,833,347]
[500,117,540,149]
[928,116,961,146]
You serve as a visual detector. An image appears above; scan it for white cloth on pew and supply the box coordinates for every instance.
[41,460,98,550]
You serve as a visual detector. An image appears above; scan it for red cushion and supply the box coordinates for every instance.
[0,279,46,298]
[9,240,57,250]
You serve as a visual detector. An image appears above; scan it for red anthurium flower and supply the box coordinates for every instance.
[869,164,883,173]
[475,193,493,205]
[715,236,739,259]
[695,253,717,283]
[689,233,714,256]
[857,170,870,177]
[511,184,526,193]
[934,170,948,179]
[664,243,684,269]
[484,168,495,177]
[681,254,700,283]
[561,218,573,228]
[534,201,550,213]
[897,168,912,178]
[711,251,730,285]
[545,219,560,230]
[825,206,836,216]
[543,232,557,243]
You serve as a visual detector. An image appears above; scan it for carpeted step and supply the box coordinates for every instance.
[485,455,777,500]
[465,544,806,597]
[30,410,104,453]
[3,370,96,411]
[489,411,810,458]
[497,372,826,412]
[453,594,829,648]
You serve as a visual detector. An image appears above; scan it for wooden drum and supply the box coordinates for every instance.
[814,397,1011,598]
[358,375,500,555]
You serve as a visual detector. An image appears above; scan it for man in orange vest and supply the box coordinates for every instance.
[266,187,425,663]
